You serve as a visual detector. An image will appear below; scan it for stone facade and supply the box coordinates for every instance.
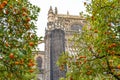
[34,51,45,80]
[35,6,86,80]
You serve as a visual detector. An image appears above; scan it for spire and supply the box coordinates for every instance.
[55,7,58,14]
[67,11,69,15]
[48,6,54,22]
[48,6,53,14]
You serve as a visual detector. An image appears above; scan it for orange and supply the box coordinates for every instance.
[5,42,9,47]
[29,42,34,46]
[112,43,116,47]
[25,23,30,29]
[29,69,34,73]
[15,61,19,65]
[9,53,14,59]
[3,1,7,5]
[22,7,27,12]
[94,30,98,33]
[28,63,32,67]
[0,4,5,9]
[117,64,120,69]
[9,5,13,9]
[110,50,115,55]
[26,17,31,22]
[29,59,33,63]
[80,56,86,58]
[22,12,28,16]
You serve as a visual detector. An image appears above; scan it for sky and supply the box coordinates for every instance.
[29,0,86,51]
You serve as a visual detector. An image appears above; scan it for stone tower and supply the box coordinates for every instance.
[44,6,86,80]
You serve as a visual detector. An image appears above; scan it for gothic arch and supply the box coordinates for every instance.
[69,21,83,31]
[36,56,42,70]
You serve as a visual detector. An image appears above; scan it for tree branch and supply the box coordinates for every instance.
[106,57,120,80]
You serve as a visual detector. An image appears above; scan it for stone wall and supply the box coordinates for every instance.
[50,29,66,80]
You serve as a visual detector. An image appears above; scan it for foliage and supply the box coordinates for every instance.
[0,0,40,79]
[58,0,120,80]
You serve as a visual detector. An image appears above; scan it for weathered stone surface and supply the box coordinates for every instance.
[36,6,87,80]
[50,29,66,80]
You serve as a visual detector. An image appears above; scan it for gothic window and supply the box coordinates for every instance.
[36,56,42,70]
[71,24,82,31]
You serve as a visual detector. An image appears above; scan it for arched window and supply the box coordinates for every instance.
[71,24,82,31]
[36,56,42,70]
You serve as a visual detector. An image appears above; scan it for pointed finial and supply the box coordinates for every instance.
[55,7,58,14]
[48,6,53,14]
[50,6,52,10]
[67,11,69,15]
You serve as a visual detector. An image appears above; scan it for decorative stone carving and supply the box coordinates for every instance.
[43,6,87,80]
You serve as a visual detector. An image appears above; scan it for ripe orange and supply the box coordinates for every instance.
[86,66,90,69]
[70,77,73,80]
[75,61,79,65]
[25,23,30,30]
[86,71,91,75]
[94,30,98,33]
[0,1,7,9]
[107,50,110,53]
[28,63,32,67]
[20,61,24,65]
[5,42,9,47]
[29,59,33,63]
[9,5,13,9]
[15,61,19,65]
[97,50,101,53]
[29,42,34,46]
[16,17,20,22]
[0,4,5,9]
[111,51,115,55]
[117,64,120,69]
[91,16,95,20]
[84,59,87,63]
[26,17,31,22]
[3,1,7,5]
[29,69,34,73]
[22,7,27,12]
[80,56,86,58]
[22,12,28,16]
[9,53,14,59]
[112,43,116,47]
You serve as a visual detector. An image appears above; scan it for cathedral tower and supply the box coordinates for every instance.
[44,6,86,80]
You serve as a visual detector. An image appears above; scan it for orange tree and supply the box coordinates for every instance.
[0,0,40,79]
[58,0,120,80]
